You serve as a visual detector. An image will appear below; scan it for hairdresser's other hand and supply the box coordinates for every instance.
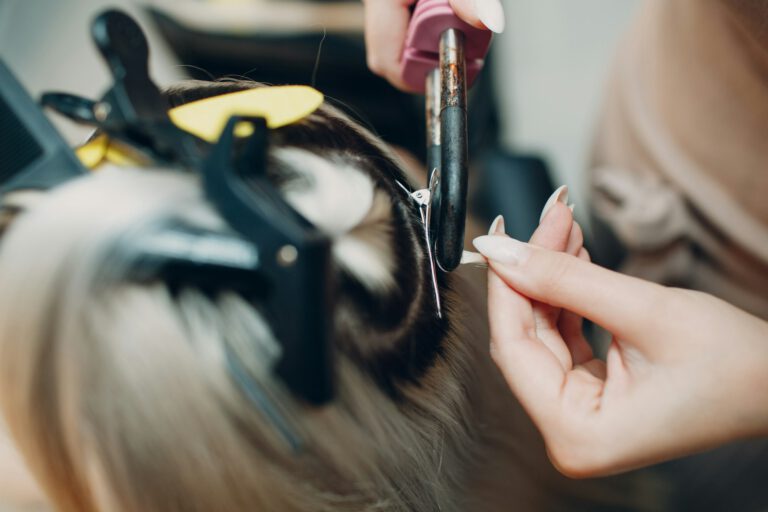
[474,210,768,478]
[362,0,505,91]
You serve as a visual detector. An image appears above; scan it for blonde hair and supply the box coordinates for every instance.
[0,158,476,512]
[0,80,665,511]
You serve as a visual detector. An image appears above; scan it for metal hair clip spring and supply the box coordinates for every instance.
[397,170,442,319]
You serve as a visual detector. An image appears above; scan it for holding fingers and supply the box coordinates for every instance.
[362,0,505,91]
[475,187,768,477]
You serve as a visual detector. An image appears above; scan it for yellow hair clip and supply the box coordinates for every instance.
[170,86,324,143]
[76,85,324,169]
[76,134,148,169]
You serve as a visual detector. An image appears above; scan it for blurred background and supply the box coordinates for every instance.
[0,0,639,237]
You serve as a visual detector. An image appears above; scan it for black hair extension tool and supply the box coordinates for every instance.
[400,0,492,271]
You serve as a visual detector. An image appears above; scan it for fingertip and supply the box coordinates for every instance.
[388,72,421,93]
[363,0,416,90]
[449,0,506,33]
[540,185,569,224]
[488,214,505,236]
[531,202,574,252]
[473,235,532,266]
[367,55,417,92]
[448,0,481,27]
[366,53,385,78]
[565,220,584,257]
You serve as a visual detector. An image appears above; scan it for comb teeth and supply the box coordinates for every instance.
[0,93,43,184]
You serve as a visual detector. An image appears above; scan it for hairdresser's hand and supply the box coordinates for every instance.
[362,0,505,90]
[473,206,768,478]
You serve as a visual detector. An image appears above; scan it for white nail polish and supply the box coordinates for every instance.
[539,185,569,223]
[460,250,487,266]
[472,235,530,265]
[474,0,506,33]
[568,203,575,214]
[488,214,505,235]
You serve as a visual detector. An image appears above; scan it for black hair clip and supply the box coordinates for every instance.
[202,115,334,404]
[41,10,202,169]
[0,60,87,195]
[0,10,335,405]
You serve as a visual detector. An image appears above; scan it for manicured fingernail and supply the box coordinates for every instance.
[474,0,506,33]
[539,185,569,223]
[488,214,505,235]
[569,203,575,214]
[460,250,487,266]
[473,235,530,265]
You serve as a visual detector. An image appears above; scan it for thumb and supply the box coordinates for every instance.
[448,0,506,33]
[473,235,668,344]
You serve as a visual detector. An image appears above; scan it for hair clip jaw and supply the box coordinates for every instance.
[405,169,442,319]
[119,220,306,452]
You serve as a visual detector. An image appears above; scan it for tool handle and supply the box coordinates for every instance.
[434,28,468,272]
[92,10,151,81]
[400,0,492,93]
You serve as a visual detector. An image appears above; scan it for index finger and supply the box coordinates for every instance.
[488,265,567,423]
[363,0,417,91]
[487,210,573,421]
[479,239,669,345]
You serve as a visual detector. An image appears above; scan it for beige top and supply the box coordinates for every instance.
[590,0,768,318]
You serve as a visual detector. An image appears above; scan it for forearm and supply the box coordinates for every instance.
[732,307,768,439]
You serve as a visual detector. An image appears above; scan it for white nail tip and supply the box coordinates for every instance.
[472,236,528,265]
[539,185,569,223]
[474,0,506,34]
[488,214,504,235]
[460,250,488,266]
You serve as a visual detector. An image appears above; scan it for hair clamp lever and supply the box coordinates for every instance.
[42,9,202,168]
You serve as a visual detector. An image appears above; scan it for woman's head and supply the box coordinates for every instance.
[0,81,469,512]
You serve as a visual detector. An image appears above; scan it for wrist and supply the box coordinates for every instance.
[730,316,768,439]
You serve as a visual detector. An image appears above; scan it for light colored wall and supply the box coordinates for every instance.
[492,0,640,218]
[0,0,181,144]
